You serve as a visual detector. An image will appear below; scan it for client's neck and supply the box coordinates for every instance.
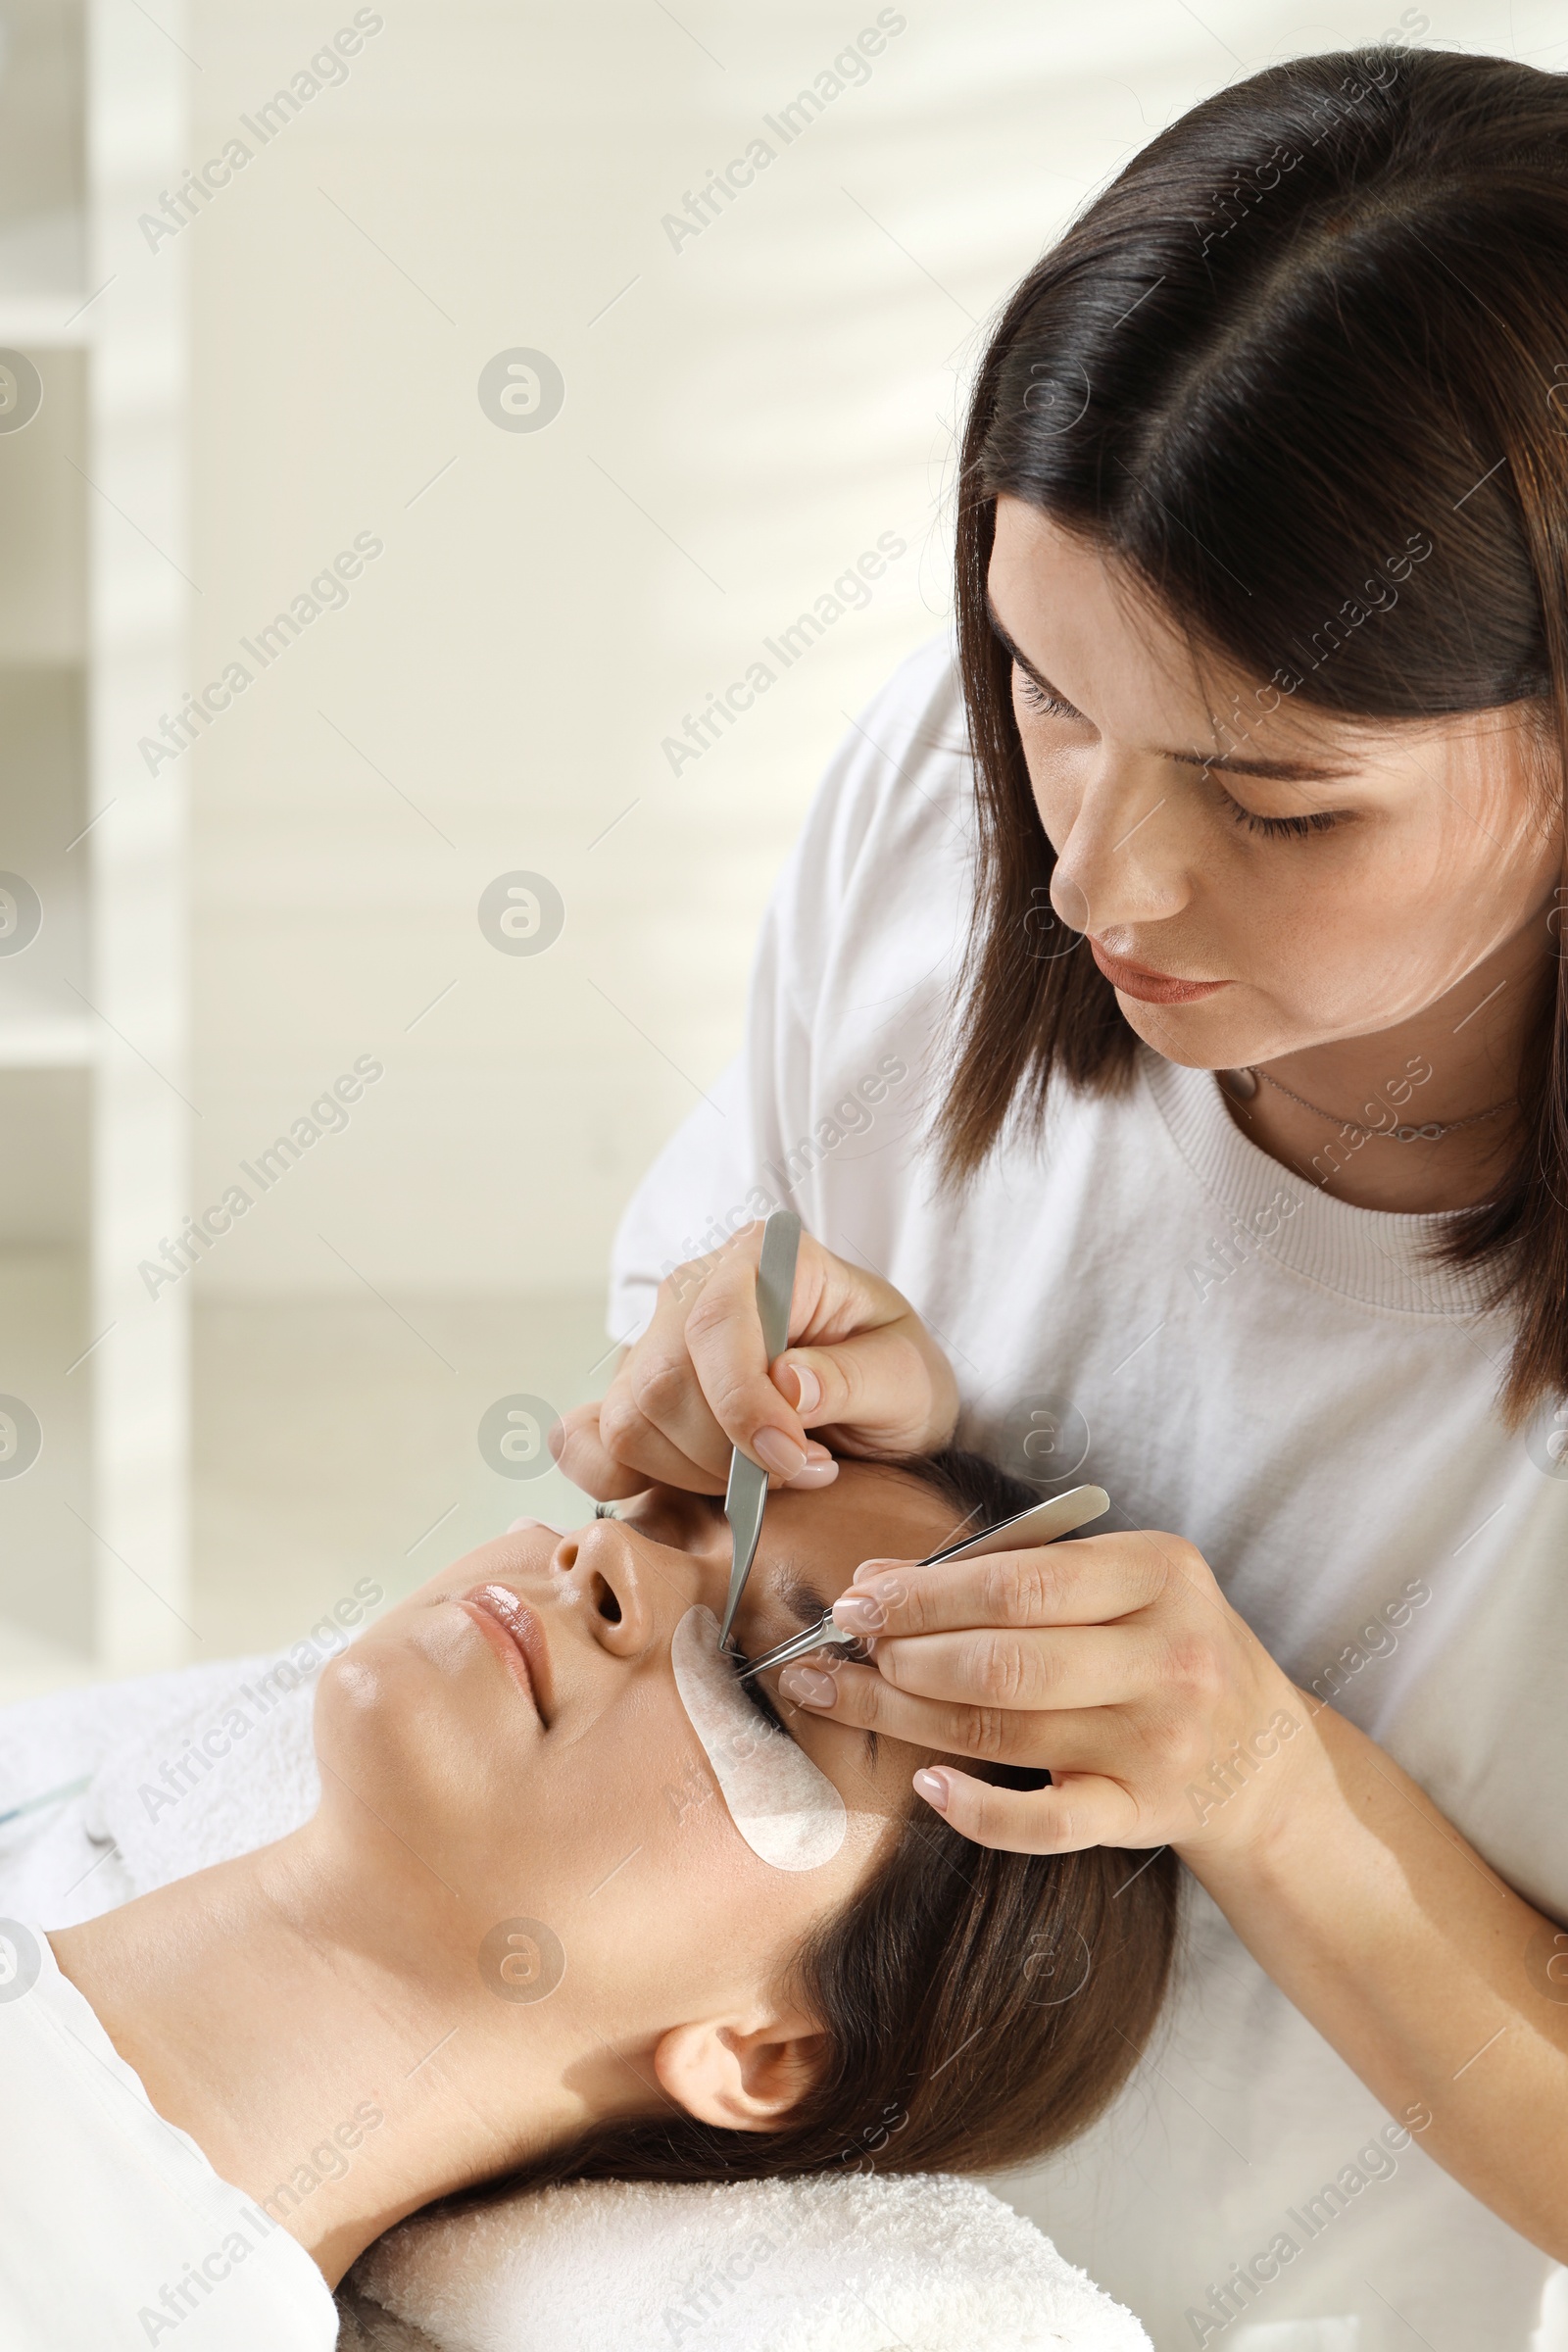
[49,1823,638,2286]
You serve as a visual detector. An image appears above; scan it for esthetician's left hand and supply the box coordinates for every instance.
[778,1528,1307,1858]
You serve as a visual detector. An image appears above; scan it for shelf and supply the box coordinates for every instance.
[0,1016,93,1069]
[0,0,189,1686]
[0,666,88,1070]
[0,1249,91,1657]
[0,348,85,662]
[0,1068,89,1244]
[0,296,93,349]
[0,5,85,313]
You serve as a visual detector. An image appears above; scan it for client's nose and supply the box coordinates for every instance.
[549,1519,660,1657]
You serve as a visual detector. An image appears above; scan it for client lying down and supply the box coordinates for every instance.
[9,1448,1177,2348]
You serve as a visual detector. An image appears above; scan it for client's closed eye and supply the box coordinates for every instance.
[742,1673,789,1736]
[737,1575,870,1740]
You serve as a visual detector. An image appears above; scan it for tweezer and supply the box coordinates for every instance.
[735,1481,1111,1681]
[716,1208,804,1651]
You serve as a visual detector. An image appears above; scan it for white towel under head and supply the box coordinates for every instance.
[352,2171,1151,2352]
[0,1653,1151,2352]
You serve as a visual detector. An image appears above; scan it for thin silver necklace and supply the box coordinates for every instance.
[1225,1064,1516,1144]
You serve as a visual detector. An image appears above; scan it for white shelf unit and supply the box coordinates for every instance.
[0,0,190,1696]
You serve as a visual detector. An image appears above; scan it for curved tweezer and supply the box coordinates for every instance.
[716,1209,804,1651]
[734,1481,1111,1681]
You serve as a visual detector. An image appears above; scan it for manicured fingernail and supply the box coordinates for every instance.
[832,1591,886,1633]
[754,1428,808,1479]
[852,1557,903,1589]
[785,1362,821,1413]
[786,1455,838,1490]
[912,1769,950,1812]
[506,1517,561,1536]
[780,1665,837,1707]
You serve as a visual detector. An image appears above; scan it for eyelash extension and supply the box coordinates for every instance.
[741,1629,871,1740]
[741,1673,789,1736]
[737,1631,868,1738]
[593,1500,618,1521]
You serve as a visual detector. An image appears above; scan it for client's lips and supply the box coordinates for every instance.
[459,1584,554,1721]
[1090,941,1229,1004]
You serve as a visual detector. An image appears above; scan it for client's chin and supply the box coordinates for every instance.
[311,1607,541,1862]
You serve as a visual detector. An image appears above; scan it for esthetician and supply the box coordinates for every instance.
[555,45,1568,2352]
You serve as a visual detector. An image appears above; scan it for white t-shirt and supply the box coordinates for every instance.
[0,1920,339,2350]
[610,637,1568,2352]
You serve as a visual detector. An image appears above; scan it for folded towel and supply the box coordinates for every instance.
[0,1655,307,1927]
[335,2280,447,2351]
[0,1661,240,1805]
[84,1656,320,1893]
[0,1660,1152,2352]
[352,2173,1151,2352]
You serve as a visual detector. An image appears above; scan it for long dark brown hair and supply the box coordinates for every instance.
[948,44,1568,1420]
[482,1447,1177,2193]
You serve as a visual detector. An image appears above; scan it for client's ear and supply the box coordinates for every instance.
[653,2010,827,2132]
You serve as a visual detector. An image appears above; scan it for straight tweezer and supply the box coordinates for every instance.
[716,1209,803,1651]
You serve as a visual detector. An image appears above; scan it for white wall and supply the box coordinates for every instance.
[178,0,1541,1308]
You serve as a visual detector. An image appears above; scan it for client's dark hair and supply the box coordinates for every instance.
[514,1446,1178,2187]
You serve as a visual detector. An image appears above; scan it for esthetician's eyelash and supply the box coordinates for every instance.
[1014,660,1348,839]
[1015,669,1078,720]
[1217,790,1344,840]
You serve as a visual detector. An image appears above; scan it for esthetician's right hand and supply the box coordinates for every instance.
[551,1221,959,1499]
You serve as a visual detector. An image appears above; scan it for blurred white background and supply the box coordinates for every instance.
[0,0,1546,1688]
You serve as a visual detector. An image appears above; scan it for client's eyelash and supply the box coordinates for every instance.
[743,1631,869,1738]
[593,1500,618,1520]
[742,1674,789,1737]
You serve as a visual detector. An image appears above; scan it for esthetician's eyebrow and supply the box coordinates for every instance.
[983,593,1351,786]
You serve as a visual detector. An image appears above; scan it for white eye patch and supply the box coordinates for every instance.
[671,1606,848,1872]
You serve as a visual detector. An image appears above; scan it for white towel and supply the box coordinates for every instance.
[351,2172,1151,2352]
[0,1653,319,1926]
[0,1661,1152,2352]
[85,1657,320,1892]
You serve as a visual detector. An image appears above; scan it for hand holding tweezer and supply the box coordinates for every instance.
[735,1481,1111,1680]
